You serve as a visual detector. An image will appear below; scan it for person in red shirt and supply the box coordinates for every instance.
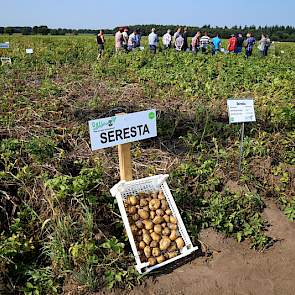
[227,34,237,53]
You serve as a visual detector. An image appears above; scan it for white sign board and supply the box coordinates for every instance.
[1,57,11,65]
[89,109,157,150]
[26,48,33,54]
[0,42,9,49]
[227,99,256,124]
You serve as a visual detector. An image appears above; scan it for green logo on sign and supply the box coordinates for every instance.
[149,112,155,120]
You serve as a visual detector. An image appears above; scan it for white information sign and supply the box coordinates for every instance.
[89,109,157,151]
[1,57,12,65]
[26,48,33,54]
[227,99,256,124]
[0,42,9,49]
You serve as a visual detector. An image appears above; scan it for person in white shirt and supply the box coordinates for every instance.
[128,30,137,51]
[173,27,181,47]
[200,32,210,53]
[175,34,184,51]
[162,29,172,49]
[148,28,159,54]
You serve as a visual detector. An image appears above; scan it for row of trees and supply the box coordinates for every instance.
[1,25,295,41]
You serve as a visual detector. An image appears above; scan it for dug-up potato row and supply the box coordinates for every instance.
[124,191,185,266]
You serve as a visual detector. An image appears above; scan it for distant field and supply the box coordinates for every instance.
[0,35,294,294]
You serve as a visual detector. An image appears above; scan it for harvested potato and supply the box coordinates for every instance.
[167,251,178,259]
[132,214,140,221]
[150,211,156,219]
[135,220,143,229]
[138,209,149,220]
[168,244,177,252]
[175,237,185,249]
[143,233,151,245]
[143,220,153,230]
[156,255,165,263]
[156,209,164,216]
[152,247,160,257]
[129,195,138,206]
[169,230,178,241]
[153,216,164,224]
[139,241,146,249]
[149,199,161,210]
[159,237,171,250]
[130,224,138,234]
[144,246,151,258]
[143,206,149,212]
[161,199,168,210]
[128,206,137,214]
[140,199,148,207]
[158,191,165,200]
[167,223,177,230]
[162,227,170,236]
[165,209,172,215]
[154,224,162,234]
[163,215,170,222]
[142,229,148,235]
[170,216,177,224]
[150,240,158,248]
[161,223,167,228]
[148,257,157,266]
[151,232,161,242]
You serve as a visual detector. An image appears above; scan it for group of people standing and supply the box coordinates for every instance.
[96,27,271,58]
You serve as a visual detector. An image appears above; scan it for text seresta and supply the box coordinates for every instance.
[100,124,150,144]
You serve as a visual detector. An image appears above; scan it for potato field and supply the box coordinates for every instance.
[0,35,294,295]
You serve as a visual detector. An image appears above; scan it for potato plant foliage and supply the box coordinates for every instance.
[0,35,294,294]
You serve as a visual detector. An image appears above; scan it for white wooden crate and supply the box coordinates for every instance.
[110,174,198,274]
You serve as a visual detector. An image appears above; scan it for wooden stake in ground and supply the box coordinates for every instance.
[118,142,133,181]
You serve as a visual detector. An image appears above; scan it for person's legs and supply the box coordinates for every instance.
[149,45,156,54]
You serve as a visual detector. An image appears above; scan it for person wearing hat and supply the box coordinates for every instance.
[227,34,237,53]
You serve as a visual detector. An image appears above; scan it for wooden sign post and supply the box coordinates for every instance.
[118,142,133,181]
[88,109,157,181]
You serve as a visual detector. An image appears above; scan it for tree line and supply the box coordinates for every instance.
[1,25,295,41]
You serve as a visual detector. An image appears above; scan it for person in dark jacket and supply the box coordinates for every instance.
[235,33,244,53]
[182,27,189,51]
[96,30,105,59]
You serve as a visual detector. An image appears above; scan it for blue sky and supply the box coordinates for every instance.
[1,0,294,29]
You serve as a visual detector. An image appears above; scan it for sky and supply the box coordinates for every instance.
[1,0,295,29]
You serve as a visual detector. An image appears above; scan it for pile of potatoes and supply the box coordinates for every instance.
[124,190,185,266]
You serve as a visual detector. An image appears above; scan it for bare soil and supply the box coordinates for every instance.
[97,199,295,295]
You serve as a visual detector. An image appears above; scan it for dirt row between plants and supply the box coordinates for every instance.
[95,199,295,295]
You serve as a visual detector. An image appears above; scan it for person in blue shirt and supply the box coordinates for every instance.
[134,29,141,48]
[211,33,221,55]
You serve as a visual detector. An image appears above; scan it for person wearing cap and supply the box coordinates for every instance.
[148,28,159,54]
[227,34,237,53]
[162,29,172,49]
